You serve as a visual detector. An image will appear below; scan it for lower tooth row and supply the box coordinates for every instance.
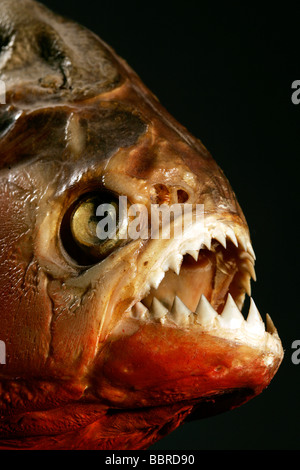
[130,294,282,352]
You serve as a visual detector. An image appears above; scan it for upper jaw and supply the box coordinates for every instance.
[139,213,255,296]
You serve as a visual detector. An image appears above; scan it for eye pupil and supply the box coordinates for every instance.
[60,192,126,266]
[71,197,104,247]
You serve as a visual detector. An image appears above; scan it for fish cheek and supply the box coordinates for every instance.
[0,174,99,381]
[0,178,53,375]
[44,278,101,378]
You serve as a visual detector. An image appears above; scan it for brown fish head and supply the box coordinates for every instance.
[0,0,283,450]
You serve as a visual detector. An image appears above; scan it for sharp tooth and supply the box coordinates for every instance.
[203,233,211,250]
[237,235,247,252]
[214,230,227,248]
[245,261,257,282]
[244,275,252,296]
[266,313,278,335]
[151,297,169,320]
[186,250,199,261]
[150,270,165,289]
[245,298,265,335]
[168,254,183,275]
[170,296,191,325]
[195,295,218,326]
[219,294,244,328]
[235,293,245,311]
[249,264,257,282]
[247,242,256,260]
[240,259,257,282]
[227,229,238,247]
[239,273,252,296]
[132,302,149,320]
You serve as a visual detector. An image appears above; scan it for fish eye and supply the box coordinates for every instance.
[60,192,128,266]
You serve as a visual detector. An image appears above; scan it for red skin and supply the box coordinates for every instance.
[0,321,281,450]
[95,322,281,408]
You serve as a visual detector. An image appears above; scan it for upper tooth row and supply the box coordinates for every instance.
[182,220,255,258]
[130,294,282,355]
[147,228,256,291]
[178,227,254,259]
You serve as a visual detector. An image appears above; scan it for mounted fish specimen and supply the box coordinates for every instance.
[0,0,283,450]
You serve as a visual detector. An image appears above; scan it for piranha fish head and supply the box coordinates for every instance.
[0,0,283,450]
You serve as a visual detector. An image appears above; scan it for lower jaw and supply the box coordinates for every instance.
[92,320,281,403]
[0,323,281,450]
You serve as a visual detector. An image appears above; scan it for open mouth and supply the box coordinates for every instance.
[123,218,282,357]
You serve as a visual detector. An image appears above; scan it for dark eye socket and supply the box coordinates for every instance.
[60,191,127,266]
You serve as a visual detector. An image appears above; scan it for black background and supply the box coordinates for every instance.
[38,0,299,450]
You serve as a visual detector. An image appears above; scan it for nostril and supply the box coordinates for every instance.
[37,31,65,66]
[151,185,190,204]
[177,189,189,203]
[152,184,170,204]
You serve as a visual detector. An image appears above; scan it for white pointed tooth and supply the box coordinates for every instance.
[235,293,245,311]
[149,270,165,289]
[249,264,257,282]
[238,273,251,297]
[247,242,256,260]
[203,233,211,250]
[173,263,182,276]
[240,259,257,282]
[151,297,169,320]
[168,254,183,275]
[237,235,247,252]
[214,230,227,248]
[244,261,257,282]
[245,298,265,335]
[166,256,177,274]
[132,302,149,320]
[219,294,244,329]
[266,314,278,336]
[170,296,191,325]
[186,250,199,261]
[244,275,252,296]
[195,295,218,326]
[226,229,238,247]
